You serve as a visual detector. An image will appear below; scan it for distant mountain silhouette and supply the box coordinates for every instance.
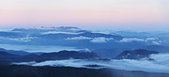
[0,51,21,64]
[79,32,122,40]
[0,48,29,56]
[0,51,18,58]
[0,50,99,64]
[143,45,169,53]
[22,50,98,62]
[115,49,159,59]
[39,50,98,60]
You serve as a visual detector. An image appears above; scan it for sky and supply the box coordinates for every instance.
[0,0,169,31]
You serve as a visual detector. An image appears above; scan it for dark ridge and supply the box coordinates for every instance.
[0,65,169,77]
[0,51,21,64]
[115,49,159,59]
[38,50,99,61]
[0,50,99,64]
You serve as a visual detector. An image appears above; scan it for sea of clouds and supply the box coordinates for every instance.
[13,53,169,73]
[66,36,161,44]
[0,44,80,53]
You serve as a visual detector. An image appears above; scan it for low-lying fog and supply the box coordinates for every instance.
[13,53,169,74]
[0,44,80,53]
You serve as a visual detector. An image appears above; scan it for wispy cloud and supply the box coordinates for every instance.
[42,31,83,35]
[66,36,114,43]
[119,37,161,45]
[90,37,114,43]
[119,38,144,42]
[14,53,169,73]
[66,36,91,40]
[0,36,37,42]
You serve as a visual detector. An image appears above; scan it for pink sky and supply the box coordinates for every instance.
[0,0,169,30]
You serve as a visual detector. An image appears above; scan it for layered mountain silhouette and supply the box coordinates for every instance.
[115,49,159,59]
[0,48,29,56]
[0,50,99,64]
[0,51,21,64]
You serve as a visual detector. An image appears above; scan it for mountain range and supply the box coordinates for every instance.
[0,26,169,58]
[0,50,99,64]
[0,47,162,65]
